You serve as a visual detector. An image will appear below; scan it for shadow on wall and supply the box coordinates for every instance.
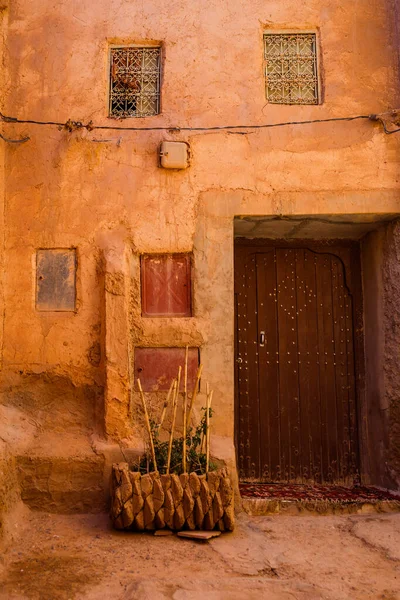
[0,371,104,435]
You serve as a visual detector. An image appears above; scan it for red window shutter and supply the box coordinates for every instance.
[134,347,199,391]
[141,254,192,317]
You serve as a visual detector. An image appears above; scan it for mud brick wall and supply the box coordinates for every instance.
[382,221,400,488]
[0,451,20,543]
[111,464,235,532]
[362,221,400,489]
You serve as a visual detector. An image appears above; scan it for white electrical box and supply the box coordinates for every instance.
[159,141,189,169]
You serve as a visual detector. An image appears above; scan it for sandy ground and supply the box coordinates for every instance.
[0,510,399,600]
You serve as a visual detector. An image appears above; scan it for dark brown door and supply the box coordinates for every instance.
[235,244,360,484]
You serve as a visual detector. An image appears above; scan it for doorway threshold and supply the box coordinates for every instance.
[240,483,400,516]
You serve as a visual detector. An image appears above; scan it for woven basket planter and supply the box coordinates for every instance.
[111,463,235,532]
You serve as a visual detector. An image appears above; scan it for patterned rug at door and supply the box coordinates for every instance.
[239,483,400,504]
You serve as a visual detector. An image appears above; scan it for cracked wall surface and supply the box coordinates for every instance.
[0,0,399,497]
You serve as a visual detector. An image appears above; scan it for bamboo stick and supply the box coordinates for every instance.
[206,390,213,473]
[137,378,157,473]
[166,367,181,474]
[200,382,210,454]
[186,364,203,428]
[182,346,189,473]
[127,342,135,421]
[158,377,175,434]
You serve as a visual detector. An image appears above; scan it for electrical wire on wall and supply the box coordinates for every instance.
[0,131,31,144]
[0,109,399,144]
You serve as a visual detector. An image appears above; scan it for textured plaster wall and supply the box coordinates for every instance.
[0,3,7,371]
[361,221,400,489]
[382,222,400,488]
[0,1,400,485]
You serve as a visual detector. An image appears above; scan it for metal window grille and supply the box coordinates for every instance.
[109,47,161,118]
[264,33,319,105]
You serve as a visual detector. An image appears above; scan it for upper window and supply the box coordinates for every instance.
[264,33,319,105]
[109,46,161,118]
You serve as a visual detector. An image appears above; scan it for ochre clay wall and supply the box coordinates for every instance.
[382,223,400,488]
[362,221,400,490]
[0,1,400,488]
[0,3,7,372]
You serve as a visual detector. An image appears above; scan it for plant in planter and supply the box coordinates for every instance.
[138,405,215,475]
[110,351,235,532]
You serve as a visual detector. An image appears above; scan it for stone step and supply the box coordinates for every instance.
[241,496,400,516]
[17,455,106,514]
[15,434,107,514]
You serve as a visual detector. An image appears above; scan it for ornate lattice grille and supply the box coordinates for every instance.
[264,33,318,105]
[109,47,161,118]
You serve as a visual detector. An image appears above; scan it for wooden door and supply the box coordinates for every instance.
[235,243,360,484]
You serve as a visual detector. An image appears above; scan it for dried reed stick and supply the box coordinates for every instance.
[166,367,181,474]
[186,364,203,428]
[182,346,189,473]
[137,378,157,473]
[200,382,210,454]
[206,390,213,473]
[158,378,176,433]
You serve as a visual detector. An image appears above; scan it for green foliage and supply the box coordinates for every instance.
[135,406,216,475]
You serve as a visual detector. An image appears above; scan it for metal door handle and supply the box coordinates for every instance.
[259,331,265,346]
[236,357,243,364]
